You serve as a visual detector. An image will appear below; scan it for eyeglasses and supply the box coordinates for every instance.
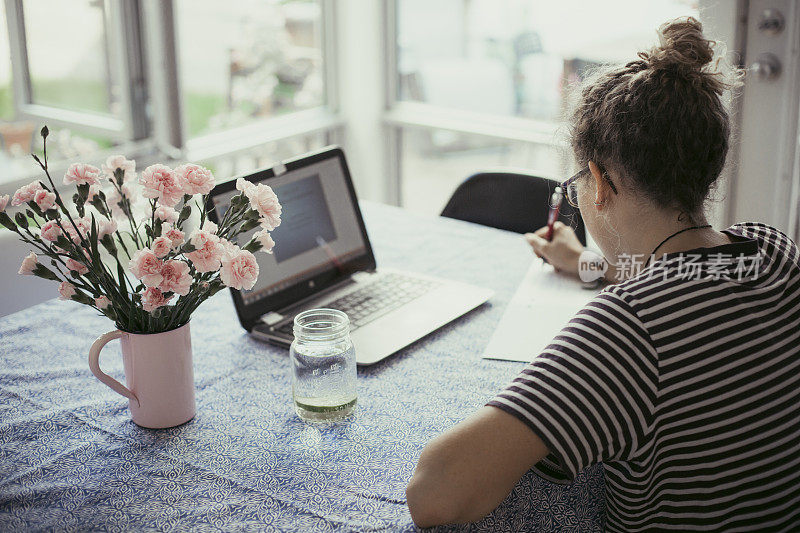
[560,167,618,208]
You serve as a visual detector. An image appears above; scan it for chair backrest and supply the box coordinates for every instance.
[440,171,587,245]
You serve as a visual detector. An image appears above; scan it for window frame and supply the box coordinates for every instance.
[2,0,343,194]
[3,0,147,140]
[144,0,342,164]
[381,0,576,207]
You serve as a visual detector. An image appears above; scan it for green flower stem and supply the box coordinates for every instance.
[97,194,132,260]
[216,195,245,235]
[29,152,126,309]
[16,233,103,299]
[218,210,248,240]
[115,232,132,260]
[108,179,142,249]
[48,212,127,310]
[33,148,96,264]
[148,199,156,248]
[196,198,208,228]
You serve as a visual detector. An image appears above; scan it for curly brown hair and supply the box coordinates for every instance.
[570,17,743,218]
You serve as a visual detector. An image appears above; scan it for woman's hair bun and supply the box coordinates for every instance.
[640,16,714,72]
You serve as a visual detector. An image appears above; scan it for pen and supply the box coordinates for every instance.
[545,186,564,242]
[316,235,344,272]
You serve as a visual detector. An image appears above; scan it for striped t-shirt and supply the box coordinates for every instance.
[488,223,800,531]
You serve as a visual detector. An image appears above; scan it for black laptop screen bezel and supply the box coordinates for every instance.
[205,146,376,331]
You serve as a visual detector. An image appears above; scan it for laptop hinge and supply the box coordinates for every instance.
[260,275,358,325]
[351,271,375,283]
[261,312,284,326]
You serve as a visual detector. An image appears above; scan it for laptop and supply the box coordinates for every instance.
[206,146,494,365]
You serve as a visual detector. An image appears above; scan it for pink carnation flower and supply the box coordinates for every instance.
[129,248,164,287]
[95,295,112,310]
[163,225,185,247]
[64,216,92,244]
[18,252,37,275]
[106,184,137,218]
[244,183,282,231]
[253,229,275,254]
[203,220,217,234]
[40,220,62,242]
[236,177,253,192]
[98,218,118,238]
[186,230,223,273]
[64,163,101,186]
[102,155,136,183]
[33,189,56,211]
[159,260,193,296]
[141,287,171,313]
[65,258,89,275]
[106,189,125,218]
[260,214,281,233]
[140,164,183,207]
[11,181,44,207]
[154,205,179,224]
[220,249,259,290]
[152,236,172,258]
[87,184,101,200]
[175,164,215,196]
[0,194,9,212]
[219,238,240,259]
[58,281,76,300]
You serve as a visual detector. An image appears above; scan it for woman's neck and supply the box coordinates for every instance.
[614,210,730,265]
[641,213,733,263]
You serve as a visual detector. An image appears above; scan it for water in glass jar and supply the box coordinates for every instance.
[292,342,357,421]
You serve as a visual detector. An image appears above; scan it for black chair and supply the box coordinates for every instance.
[440,171,587,245]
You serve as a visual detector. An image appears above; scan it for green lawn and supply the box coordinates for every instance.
[0,79,109,120]
[32,78,111,114]
[184,92,228,137]
[0,78,288,139]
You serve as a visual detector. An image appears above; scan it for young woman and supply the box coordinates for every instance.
[406,17,800,531]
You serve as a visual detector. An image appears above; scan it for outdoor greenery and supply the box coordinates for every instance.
[0,78,235,148]
[184,92,232,138]
[31,78,110,115]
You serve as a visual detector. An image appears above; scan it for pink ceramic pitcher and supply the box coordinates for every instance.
[88,322,196,429]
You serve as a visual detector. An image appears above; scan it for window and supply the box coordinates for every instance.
[175,0,325,139]
[0,0,338,190]
[400,128,563,214]
[390,0,700,213]
[23,0,120,117]
[199,131,331,180]
[0,6,11,121]
[1,0,141,185]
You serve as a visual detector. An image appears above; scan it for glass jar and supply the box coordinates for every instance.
[290,308,357,422]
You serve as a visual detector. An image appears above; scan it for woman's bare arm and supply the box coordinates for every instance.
[405,406,549,528]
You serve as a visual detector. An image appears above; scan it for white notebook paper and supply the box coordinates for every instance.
[483,259,600,362]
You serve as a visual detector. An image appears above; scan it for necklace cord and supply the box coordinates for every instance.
[644,224,712,268]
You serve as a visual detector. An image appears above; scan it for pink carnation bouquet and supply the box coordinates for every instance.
[0,126,281,334]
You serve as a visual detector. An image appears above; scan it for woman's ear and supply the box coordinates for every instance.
[588,161,612,207]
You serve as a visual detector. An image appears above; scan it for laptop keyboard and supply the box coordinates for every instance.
[273,273,441,336]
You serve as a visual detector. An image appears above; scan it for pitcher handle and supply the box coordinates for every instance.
[88,330,140,407]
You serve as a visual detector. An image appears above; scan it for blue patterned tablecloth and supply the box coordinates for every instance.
[0,202,604,532]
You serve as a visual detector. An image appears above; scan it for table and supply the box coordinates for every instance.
[0,202,604,532]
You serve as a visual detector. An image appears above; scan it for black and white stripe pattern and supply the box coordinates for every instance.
[488,223,800,531]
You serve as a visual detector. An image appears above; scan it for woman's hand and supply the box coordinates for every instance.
[524,222,584,277]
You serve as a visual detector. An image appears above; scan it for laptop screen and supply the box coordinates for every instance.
[210,152,369,309]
